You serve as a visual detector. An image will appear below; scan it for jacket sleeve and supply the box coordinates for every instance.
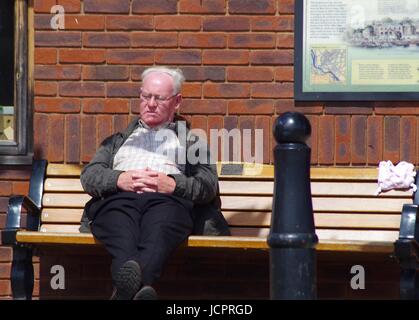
[80,135,124,198]
[169,138,218,205]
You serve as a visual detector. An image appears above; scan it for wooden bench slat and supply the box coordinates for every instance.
[223,212,401,229]
[41,209,401,230]
[230,227,399,242]
[188,237,394,253]
[217,166,379,181]
[42,208,84,223]
[16,231,99,245]
[41,210,272,225]
[46,164,379,181]
[46,163,275,178]
[220,181,411,197]
[318,229,399,242]
[310,167,378,180]
[42,194,277,210]
[315,213,401,229]
[315,240,394,253]
[312,197,406,213]
[310,182,411,197]
[40,224,81,233]
[43,193,91,208]
[221,196,406,212]
[39,224,399,243]
[44,179,83,192]
[42,192,408,213]
[46,164,84,177]
[15,231,394,253]
[40,224,399,242]
[43,178,413,200]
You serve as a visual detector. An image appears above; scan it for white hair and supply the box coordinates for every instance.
[141,66,186,95]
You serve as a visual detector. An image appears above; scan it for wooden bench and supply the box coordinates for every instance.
[3,159,419,299]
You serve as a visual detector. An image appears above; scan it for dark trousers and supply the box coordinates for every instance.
[89,192,194,286]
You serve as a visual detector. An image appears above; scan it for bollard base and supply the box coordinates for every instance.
[270,248,317,300]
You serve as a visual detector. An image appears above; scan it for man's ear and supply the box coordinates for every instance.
[174,94,182,111]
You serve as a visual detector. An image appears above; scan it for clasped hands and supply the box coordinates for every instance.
[117,168,176,194]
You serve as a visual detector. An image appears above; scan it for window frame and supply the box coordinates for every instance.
[0,0,33,165]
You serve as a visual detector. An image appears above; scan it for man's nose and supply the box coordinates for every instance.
[148,96,157,107]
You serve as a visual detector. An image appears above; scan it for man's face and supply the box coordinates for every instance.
[139,72,181,128]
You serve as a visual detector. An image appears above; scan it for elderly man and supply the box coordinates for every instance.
[80,66,230,300]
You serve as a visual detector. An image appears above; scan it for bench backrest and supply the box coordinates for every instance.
[39,163,412,243]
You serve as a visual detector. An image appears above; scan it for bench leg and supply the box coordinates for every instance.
[400,269,419,299]
[11,246,34,300]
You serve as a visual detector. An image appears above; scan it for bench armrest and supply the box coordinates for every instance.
[394,204,419,268]
[1,195,41,245]
[1,159,47,245]
[399,204,419,240]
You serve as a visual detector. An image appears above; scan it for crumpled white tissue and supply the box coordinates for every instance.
[375,160,417,196]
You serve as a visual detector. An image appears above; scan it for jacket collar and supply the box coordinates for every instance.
[121,117,180,140]
[138,119,176,131]
[123,116,190,136]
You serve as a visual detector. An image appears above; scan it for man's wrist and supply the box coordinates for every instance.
[115,170,127,191]
[166,175,176,193]
[167,174,180,195]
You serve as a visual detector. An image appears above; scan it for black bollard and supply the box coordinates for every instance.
[268,112,318,300]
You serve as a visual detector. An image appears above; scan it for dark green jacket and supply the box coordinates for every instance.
[79,117,230,236]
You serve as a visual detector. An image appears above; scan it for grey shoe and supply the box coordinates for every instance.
[110,260,142,300]
[133,285,158,300]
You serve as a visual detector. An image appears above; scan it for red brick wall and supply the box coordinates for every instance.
[0,0,412,299]
[30,0,419,168]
